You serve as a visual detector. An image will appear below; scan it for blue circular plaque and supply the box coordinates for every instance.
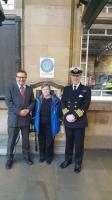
[40,59,54,73]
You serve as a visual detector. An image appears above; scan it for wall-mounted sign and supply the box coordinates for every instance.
[40,58,55,78]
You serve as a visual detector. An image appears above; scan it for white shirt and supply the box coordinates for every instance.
[17,82,26,91]
[73,83,80,90]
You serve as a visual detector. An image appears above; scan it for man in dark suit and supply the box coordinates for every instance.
[60,66,91,173]
[5,69,35,169]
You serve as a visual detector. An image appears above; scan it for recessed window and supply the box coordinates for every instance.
[1,0,14,10]
[108,7,112,13]
[107,29,112,35]
[90,29,105,35]
[81,26,112,100]
[102,2,112,13]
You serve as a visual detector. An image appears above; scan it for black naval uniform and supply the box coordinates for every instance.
[61,83,91,167]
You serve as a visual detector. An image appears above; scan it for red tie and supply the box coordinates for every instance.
[20,86,25,98]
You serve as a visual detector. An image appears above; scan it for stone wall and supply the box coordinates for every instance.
[4,0,82,84]
[23,0,71,84]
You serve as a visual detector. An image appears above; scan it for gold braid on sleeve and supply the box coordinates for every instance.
[62,108,69,115]
[75,109,84,117]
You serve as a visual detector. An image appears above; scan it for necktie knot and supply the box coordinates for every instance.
[20,86,25,98]
[73,85,76,91]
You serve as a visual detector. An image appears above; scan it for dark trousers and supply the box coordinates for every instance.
[38,123,54,160]
[7,126,30,160]
[65,126,85,163]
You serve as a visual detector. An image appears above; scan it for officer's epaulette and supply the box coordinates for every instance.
[75,109,84,117]
[62,108,69,115]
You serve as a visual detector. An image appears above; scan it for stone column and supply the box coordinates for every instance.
[68,0,83,83]
[69,0,83,68]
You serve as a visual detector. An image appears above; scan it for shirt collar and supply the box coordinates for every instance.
[73,83,80,90]
[17,82,26,90]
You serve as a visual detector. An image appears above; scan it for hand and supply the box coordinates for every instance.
[24,109,30,115]
[66,114,76,123]
[19,109,29,117]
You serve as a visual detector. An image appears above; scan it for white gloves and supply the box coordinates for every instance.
[66,114,76,123]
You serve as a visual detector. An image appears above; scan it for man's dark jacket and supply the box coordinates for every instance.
[5,83,35,127]
[61,83,91,128]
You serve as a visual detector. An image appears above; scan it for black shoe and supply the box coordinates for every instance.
[74,163,81,173]
[24,158,33,165]
[39,158,46,162]
[23,155,33,165]
[60,160,72,169]
[5,159,13,170]
[46,158,52,164]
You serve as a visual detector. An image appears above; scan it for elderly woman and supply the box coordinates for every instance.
[34,83,62,164]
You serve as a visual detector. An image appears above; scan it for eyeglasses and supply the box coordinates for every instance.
[16,76,27,79]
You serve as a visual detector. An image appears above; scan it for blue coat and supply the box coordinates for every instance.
[34,94,62,136]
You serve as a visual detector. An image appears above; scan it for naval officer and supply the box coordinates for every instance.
[60,66,91,173]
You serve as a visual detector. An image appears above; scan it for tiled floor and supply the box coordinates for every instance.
[0,150,112,200]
